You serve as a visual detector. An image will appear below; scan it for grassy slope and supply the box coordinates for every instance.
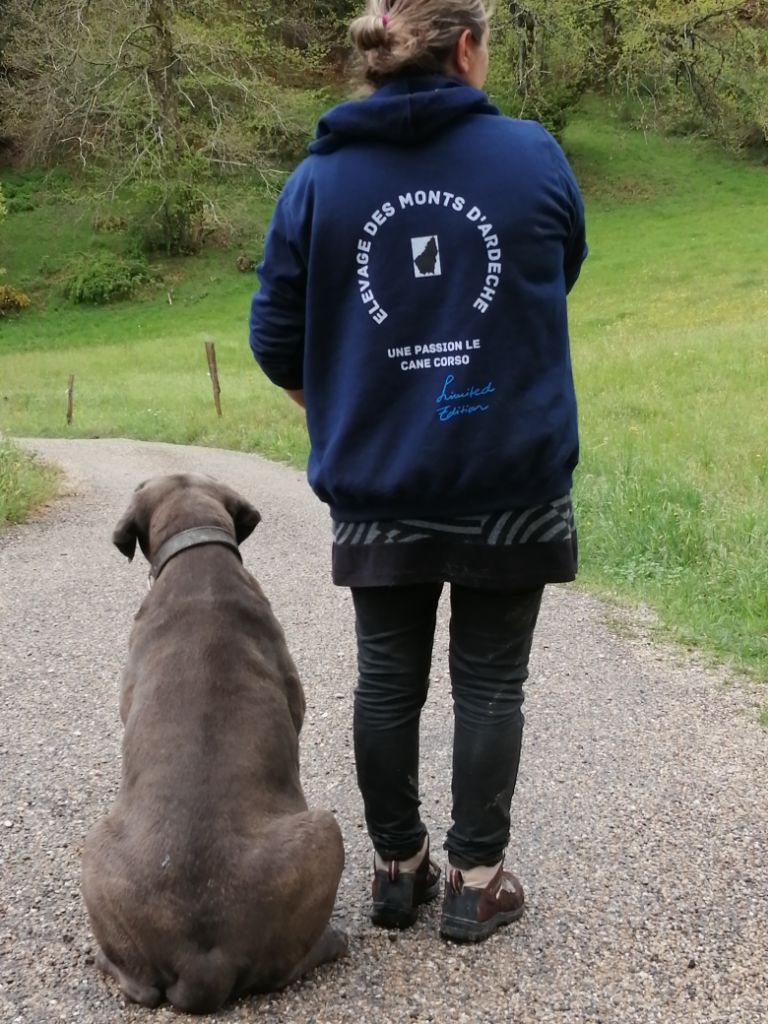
[0,184,307,461]
[0,440,60,527]
[564,105,767,675]
[0,103,766,677]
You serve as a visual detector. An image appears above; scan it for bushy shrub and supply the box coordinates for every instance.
[61,252,153,304]
[91,211,128,233]
[5,195,36,214]
[1,177,37,213]
[0,284,31,314]
[0,168,74,213]
[127,181,209,256]
[486,4,587,140]
[0,185,30,315]
[0,440,59,528]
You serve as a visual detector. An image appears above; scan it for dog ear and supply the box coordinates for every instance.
[112,511,138,561]
[112,481,149,562]
[223,491,261,545]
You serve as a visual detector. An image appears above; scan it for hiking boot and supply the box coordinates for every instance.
[440,863,525,943]
[371,842,441,929]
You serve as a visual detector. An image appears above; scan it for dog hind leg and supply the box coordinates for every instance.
[83,825,164,1008]
[246,809,347,992]
[96,948,163,1008]
[278,920,349,989]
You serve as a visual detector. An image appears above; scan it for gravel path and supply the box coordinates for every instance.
[1,438,766,1024]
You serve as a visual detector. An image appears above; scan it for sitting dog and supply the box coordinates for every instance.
[81,474,346,1014]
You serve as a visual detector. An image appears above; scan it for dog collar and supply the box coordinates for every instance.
[150,527,242,582]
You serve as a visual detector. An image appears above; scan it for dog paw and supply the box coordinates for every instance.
[323,921,350,961]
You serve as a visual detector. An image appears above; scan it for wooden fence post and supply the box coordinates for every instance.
[66,375,75,426]
[205,340,222,418]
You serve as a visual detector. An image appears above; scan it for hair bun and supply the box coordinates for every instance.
[350,13,390,53]
[349,1,490,87]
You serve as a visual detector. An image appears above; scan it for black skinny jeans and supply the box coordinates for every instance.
[351,583,543,871]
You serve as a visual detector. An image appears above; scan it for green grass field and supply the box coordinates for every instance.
[1,102,766,680]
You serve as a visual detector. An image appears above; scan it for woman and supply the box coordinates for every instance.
[249,0,587,944]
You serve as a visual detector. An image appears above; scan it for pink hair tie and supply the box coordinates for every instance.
[382,14,390,26]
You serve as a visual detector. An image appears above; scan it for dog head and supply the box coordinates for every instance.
[113,474,261,563]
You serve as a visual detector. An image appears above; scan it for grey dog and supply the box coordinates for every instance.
[81,474,347,1014]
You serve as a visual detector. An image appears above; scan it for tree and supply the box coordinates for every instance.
[611,0,768,149]
[489,0,768,150]
[488,2,596,135]
[0,0,341,248]
[1,0,765,192]
[0,1,337,180]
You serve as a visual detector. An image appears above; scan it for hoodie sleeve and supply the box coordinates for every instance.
[249,168,312,390]
[540,128,588,295]
[562,169,588,295]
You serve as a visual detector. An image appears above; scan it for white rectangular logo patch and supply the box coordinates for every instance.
[411,236,442,278]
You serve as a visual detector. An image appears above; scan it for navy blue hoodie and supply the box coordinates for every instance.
[250,76,587,521]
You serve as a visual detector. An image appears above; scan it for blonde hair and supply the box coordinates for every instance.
[350,0,493,86]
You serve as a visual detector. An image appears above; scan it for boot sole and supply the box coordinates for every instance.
[371,905,418,929]
[371,876,441,930]
[439,904,524,943]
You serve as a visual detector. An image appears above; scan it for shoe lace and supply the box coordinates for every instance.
[449,868,464,895]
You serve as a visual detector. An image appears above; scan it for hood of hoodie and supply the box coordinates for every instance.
[310,75,499,155]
